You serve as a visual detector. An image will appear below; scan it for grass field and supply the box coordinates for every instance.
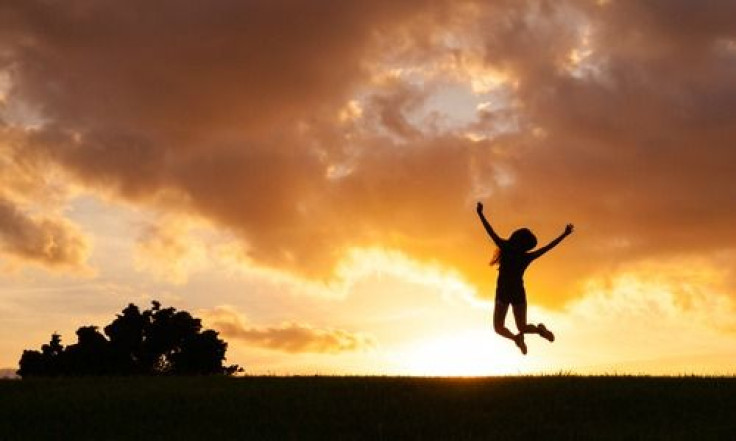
[1,375,735,440]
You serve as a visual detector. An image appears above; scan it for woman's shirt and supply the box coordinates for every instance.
[496,245,532,293]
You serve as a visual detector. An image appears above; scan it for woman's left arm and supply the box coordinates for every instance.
[528,224,574,260]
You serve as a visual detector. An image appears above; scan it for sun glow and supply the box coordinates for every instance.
[391,330,534,376]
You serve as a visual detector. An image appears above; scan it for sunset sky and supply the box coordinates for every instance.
[1,0,736,376]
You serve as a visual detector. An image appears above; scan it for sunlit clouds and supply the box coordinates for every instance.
[0,198,91,273]
[1,0,735,375]
[545,257,736,375]
[201,305,377,354]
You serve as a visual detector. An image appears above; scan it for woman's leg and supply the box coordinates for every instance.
[492,301,516,341]
[495,301,527,354]
[512,303,555,342]
[511,303,540,335]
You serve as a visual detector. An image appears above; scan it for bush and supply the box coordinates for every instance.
[18,301,242,377]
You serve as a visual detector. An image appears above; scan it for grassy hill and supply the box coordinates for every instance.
[1,375,734,440]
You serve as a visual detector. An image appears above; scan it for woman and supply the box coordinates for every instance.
[476,202,573,354]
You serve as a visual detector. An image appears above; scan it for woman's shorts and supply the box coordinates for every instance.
[495,287,526,305]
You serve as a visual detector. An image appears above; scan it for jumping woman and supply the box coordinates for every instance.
[476,202,573,355]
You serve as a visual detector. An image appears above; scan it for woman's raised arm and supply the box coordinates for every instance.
[528,224,574,260]
[476,202,504,247]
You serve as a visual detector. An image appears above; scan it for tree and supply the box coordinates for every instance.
[17,333,64,377]
[17,301,242,377]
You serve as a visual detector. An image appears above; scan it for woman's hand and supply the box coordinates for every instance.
[564,224,574,236]
[476,202,484,214]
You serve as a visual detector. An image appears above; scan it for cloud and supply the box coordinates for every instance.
[0,197,91,272]
[542,256,736,374]
[133,217,208,285]
[1,0,735,305]
[0,102,90,274]
[202,306,376,354]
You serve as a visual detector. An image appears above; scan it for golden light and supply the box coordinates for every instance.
[469,67,514,94]
[390,331,533,376]
[338,99,363,123]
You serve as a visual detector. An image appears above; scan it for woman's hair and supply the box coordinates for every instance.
[490,228,537,266]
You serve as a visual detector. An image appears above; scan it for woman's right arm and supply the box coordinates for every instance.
[476,202,504,247]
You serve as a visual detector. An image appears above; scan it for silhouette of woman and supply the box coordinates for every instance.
[476,202,573,355]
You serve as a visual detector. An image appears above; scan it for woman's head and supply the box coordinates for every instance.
[490,228,538,266]
[509,228,537,252]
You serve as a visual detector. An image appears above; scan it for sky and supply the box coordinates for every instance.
[1,0,736,376]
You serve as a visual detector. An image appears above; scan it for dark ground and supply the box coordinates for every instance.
[1,375,734,440]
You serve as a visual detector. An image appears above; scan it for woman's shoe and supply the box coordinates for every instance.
[538,323,555,342]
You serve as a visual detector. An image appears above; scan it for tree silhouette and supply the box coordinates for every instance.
[18,301,242,377]
[17,333,65,377]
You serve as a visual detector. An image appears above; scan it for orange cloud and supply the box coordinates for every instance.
[202,306,376,354]
[1,0,735,307]
[0,198,90,272]
[133,217,208,284]
[540,256,736,374]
